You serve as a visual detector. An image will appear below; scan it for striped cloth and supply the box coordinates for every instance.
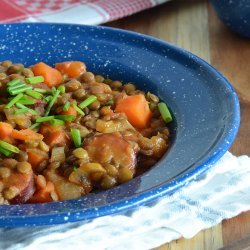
[0,0,170,24]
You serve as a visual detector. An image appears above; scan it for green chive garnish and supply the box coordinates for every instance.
[158,102,172,123]
[7,78,20,87]
[16,103,38,115]
[14,108,29,115]
[36,116,54,123]
[9,85,32,95]
[71,128,81,147]
[54,115,76,121]
[104,100,114,106]
[0,146,13,157]
[44,96,53,102]
[34,88,51,94]
[72,103,85,116]
[29,123,40,130]
[5,93,23,109]
[51,87,57,94]
[25,89,43,99]
[58,85,65,94]
[25,76,44,84]
[78,95,97,109]
[17,99,36,105]
[45,89,60,116]
[7,82,26,91]
[63,101,70,111]
[0,140,19,154]
[50,119,64,125]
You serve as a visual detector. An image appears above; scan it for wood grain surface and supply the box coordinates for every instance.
[106,0,250,249]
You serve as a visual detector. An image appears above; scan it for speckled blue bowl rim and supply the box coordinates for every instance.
[0,23,240,227]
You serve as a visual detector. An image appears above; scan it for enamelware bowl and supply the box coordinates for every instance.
[0,23,240,227]
[210,0,250,38]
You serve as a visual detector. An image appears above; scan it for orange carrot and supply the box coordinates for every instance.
[29,181,55,203]
[115,94,152,129]
[11,129,44,141]
[27,149,49,171]
[0,122,13,139]
[32,62,62,88]
[55,61,86,78]
[39,123,69,148]
[60,106,77,116]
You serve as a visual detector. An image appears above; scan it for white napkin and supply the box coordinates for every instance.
[1,152,250,250]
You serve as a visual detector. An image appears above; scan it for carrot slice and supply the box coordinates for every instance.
[0,122,13,139]
[32,62,62,88]
[11,129,44,141]
[39,123,69,148]
[60,106,77,116]
[55,61,86,78]
[115,94,152,129]
[29,181,55,203]
[27,149,49,171]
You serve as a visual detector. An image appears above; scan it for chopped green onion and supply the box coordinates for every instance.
[5,93,23,109]
[78,95,97,109]
[9,85,32,95]
[0,146,13,157]
[158,102,172,123]
[71,128,81,148]
[50,119,65,125]
[58,85,65,94]
[104,100,114,106]
[34,88,51,94]
[25,89,43,99]
[7,78,20,87]
[44,96,53,102]
[25,76,44,84]
[14,108,29,115]
[0,140,19,154]
[51,87,57,94]
[73,165,77,172]
[45,89,60,116]
[36,116,54,123]
[7,82,26,91]
[54,115,76,121]
[63,101,70,111]
[17,99,36,105]
[16,103,38,115]
[72,103,85,116]
[29,123,40,130]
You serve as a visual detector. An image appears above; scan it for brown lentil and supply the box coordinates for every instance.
[1,60,12,67]
[15,150,28,162]
[22,68,34,77]
[16,162,32,174]
[39,141,50,152]
[95,75,104,83]
[2,159,17,169]
[50,190,59,201]
[111,80,122,89]
[81,72,95,83]
[0,167,11,178]
[0,73,6,80]
[3,186,19,200]
[101,175,117,189]
[7,64,24,74]
[72,148,89,160]
[65,79,81,92]
[73,88,86,100]
[123,83,136,93]
[88,100,100,111]
[36,175,46,189]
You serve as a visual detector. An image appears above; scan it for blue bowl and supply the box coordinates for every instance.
[0,23,240,227]
[210,0,250,38]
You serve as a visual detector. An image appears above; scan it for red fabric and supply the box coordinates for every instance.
[0,0,162,24]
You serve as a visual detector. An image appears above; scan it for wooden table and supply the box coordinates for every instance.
[106,0,250,249]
